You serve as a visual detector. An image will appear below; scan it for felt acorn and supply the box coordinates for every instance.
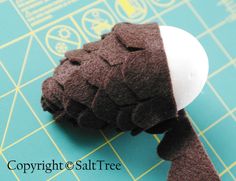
[41,23,220,181]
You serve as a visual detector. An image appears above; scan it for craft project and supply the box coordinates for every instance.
[41,23,220,180]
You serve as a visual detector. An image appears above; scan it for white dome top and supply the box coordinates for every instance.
[160,26,209,110]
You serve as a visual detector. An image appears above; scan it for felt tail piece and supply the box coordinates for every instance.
[157,110,220,181]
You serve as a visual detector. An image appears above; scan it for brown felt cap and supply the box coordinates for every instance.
[158,110,220,181]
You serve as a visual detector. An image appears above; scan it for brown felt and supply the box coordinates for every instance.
[132,96,177,129]
[53,61,80,86]
[65,49,91,64]
[42,78,63,107]
[53,111,77,126]
[116,106,135,131]
[41,22,219,180]
[80,55,111,88]
[122,50,172,100]
[113,23,147,49]
[101,33,111,39]
[103,66,137,106]
[113,23,159,49]
[41,96,59,114]
[145,117,176,134]
[158,110,220,181]
[83,41,101,52]
[91,89,119,124]
[98,33,129,66]
[63,98,86,118]
[64,70,97,107]
[42,22,177,132]
[77,109,107,129]
[60,58,68,65]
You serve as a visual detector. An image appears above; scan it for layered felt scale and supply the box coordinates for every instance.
[41,23,176,131]
[41,23,220,181]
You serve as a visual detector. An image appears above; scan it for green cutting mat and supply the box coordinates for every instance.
[0,0,236,180]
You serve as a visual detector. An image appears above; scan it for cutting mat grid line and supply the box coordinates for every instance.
[0,0,236,180]
[0,0,231,180]
[0,0,234,180]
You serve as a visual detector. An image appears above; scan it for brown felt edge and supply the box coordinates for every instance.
[41,22,220,180]
[157,110,220,181]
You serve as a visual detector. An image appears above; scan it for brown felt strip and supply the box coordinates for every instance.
[158,110,220,181]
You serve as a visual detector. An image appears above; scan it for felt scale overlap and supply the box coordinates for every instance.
[41,23,220,180]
